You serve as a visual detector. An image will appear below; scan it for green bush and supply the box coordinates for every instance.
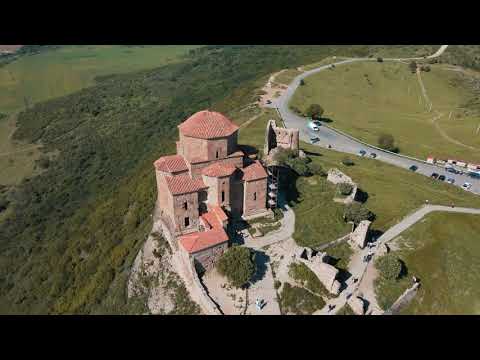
[305,104,324,120]
[344,201,374,224]
[378,133,398,153]
[274,280,281,290]
[342,157,355,166]
[217,247,256,288]
[307,162,326,176]
[375,254,403,280]
[339,183,353,196]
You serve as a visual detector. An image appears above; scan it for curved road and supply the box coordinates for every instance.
[269,45,480,196]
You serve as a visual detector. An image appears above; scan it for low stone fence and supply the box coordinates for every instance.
[188,257,223,315]
[383,282,420,315]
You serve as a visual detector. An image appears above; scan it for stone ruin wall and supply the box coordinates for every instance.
[264,119,299,158]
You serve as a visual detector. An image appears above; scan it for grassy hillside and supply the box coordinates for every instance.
[291,60,480,164]
[290,143,480,248]
[0,45,390,314]
[0,45,202,114]
[375,212,480,314]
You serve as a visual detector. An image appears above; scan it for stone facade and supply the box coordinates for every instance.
[264,119,299,163]
[327,168,358,204]
[154,110,269,271]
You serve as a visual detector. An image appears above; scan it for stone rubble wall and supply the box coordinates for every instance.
[327,168,358,204]
[383,282,421,315]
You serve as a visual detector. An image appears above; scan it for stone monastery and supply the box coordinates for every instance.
[154,110,270,271]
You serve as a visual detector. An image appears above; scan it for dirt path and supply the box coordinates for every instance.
[416,68,479,151]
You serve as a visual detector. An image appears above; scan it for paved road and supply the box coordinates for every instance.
[269,45,480,196]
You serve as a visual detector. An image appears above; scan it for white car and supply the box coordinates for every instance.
[462,182,473,190]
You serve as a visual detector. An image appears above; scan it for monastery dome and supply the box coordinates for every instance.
[178,110,239,139]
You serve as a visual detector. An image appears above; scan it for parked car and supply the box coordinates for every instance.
[266,99,272,104]
[447,178,455,184]
[445,167,456,174]
[369,153,377,159]
[463,182,473,190]
[438,175,446,181]
[312,120,322,126]
[312,125,319,131]
[409,165,418,172]
[310,137,320,144]
[431,173,439,179]
[358,150,367,156]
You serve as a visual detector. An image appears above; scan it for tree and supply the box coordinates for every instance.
[305,104,324,120]
[217,246,256,288]
[344,201,374,224]
[378,133,398,153]
[377,57,383,62]
[287,157,310,176]
[375,254,403,280]
[273,148,297,166]
[342,157,355,166]
[300,79,306,86]
[339,183,353,196]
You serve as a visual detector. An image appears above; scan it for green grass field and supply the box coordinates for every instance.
[0,45,201,186]
[375,212,480,314]
[290,61,480,164]
[0,45,201,114]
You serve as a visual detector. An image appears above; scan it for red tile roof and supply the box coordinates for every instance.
[165,175,208,195]
[201,205,228,229]
[201,162,237,177]
[179,228,229,254]
[241,160,268,181]
[178,110,239,139]
[154,155,188,173]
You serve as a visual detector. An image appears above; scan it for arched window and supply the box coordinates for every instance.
[221,191,225,203]
[253,192,257,201]
[216,150,219,159]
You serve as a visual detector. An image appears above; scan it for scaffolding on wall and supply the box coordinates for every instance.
[266,165,279,209]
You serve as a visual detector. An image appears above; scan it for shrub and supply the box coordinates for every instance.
[344,201,374,225]
[274,280,281,290]
[217,247,256,288]
[378,133,398,153]
[375,254,402,280]
[287,157,310,176]
[377,57,383,62]
[273,148,297,165]
[37,156,50,169]
[342,157,355,166]
[300,79,305,86]
[339,183,353,196]
[307,162,326,176]
[305,104,324,120]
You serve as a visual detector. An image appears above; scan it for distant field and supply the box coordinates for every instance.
[0,45,201,114]
[375,212,480,314]
[290,61,480,164]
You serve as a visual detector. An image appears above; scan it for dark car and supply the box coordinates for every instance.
[310,137,320,144]
[370,153,377,159]
[409,165,418,172]
[431,173,439,179]
[438,175,446,181]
